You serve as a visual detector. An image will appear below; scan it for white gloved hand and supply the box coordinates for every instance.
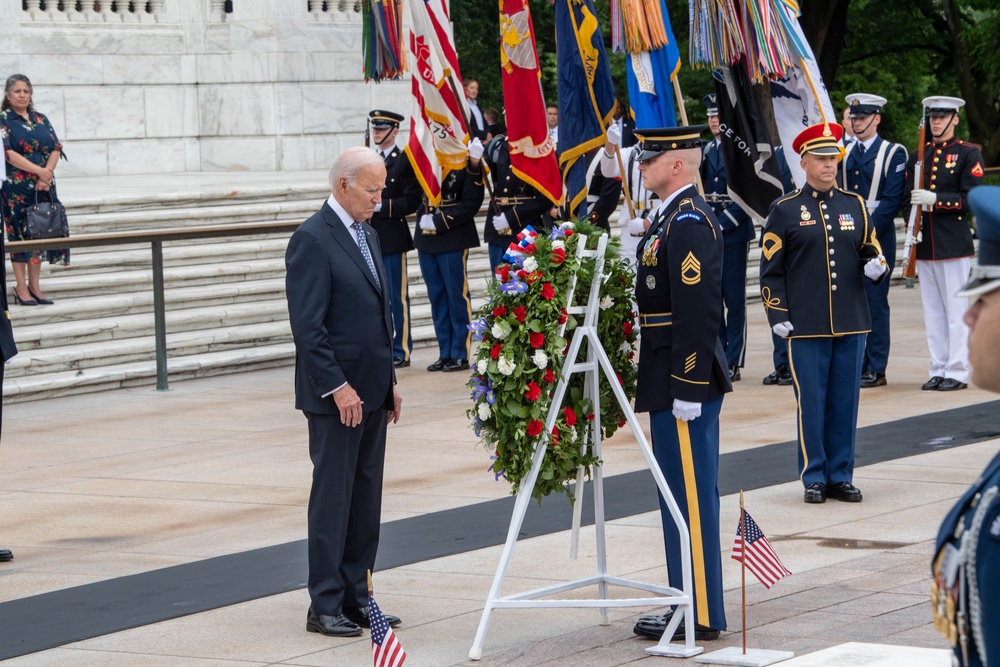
[374,202,383,213]
[905,229,923,247]
[468,137,484,161]
[626,217,646,237]
[419,214,435,231]
[864,254,888,281]
[911,189,937,207]
[492,212,509,232]
[672,399,702,422]
[606,123,622,147]
[772,321,794,338]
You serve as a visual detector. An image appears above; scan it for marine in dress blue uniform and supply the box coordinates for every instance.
[630,126,732,642]
[932,185,1000,667]
[415,142,485,373]
[368,110,423,367]
[838,94,907,388]
[759,122,887,504]
[701,94,753,381]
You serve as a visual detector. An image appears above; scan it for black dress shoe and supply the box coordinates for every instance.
[0,548,12,562]
[938,378,967,391]
[827,481,863,502]
[729,365,741,382]
[393,357,410,368]
[922,376,945,390]
[28,288,53,305]
[12,292,37,306]
[427,358,449,372]
[343,605,401,629]
[804,482,827,504]
[633,609,720,641]
[442,358,469,372]
[860,371,887,388]
[306,608,363,637]
[763,365,792,386]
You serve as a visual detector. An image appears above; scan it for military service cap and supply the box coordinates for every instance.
[369,109,405,128]
[922,96,965,117]
[957,186,1000,298]
[634,125,707,162]
[845,93,886,117]
[792,122,845,157]
[703,94,718,117]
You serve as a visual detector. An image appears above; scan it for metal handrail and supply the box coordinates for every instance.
[7,221,303,391]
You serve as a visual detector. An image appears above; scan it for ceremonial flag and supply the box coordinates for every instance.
[499,0,563,206]
[713,62,783,225]
[619,0,681,130]
[732,509,791,589]
[769,3,836,188]
[363,0,405,82]
[370,594,406,667]
[555,0,617,218]
[404,0,471,206]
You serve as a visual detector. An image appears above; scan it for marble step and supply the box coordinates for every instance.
[68,202,319,234]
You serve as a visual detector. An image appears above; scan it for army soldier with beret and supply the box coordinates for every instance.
[629,126,731,644]
[368,110,423,368]
[906,96,985,391]
[759,122,887,505]
[932,185,1000,667]
[415,138,486,373]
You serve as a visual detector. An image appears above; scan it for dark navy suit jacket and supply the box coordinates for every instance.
[701,139,754,245]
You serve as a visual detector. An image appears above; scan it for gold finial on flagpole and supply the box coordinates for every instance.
[740,489,744,509]
[368,569,374,596]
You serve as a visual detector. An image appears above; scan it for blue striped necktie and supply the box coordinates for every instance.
[351,221,381,290]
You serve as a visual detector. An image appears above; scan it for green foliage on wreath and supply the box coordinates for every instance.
[467,219,638,501]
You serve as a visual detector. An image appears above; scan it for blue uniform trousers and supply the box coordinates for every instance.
[772,332,789,370]
[788,335,865,487]
[488,244,505,274]
[382,253,412,362]
[862,256,893,374]
[720,241,749,368]
[650,396,727,632]
[418,249,473,361]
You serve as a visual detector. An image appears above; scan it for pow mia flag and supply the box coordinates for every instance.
[713,63,784,225]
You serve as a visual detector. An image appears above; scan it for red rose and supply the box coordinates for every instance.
[525,382,542,401]
[523,243,536,255]
[523,271,539,284]
[497,265,510,282]
[558,308,568,324]
[490,343,502,360]
[550,426,560,447]
[516,269,527,280]
[587,413,595,422]
[530,332,545,348]
[618,417,627,428]
[563,406,577,427]
[541,283,555,300]
[623,321,633,336]
[527,419,544,437]
[550,247,566,264]
[616,373,624,385]
[544,368,555,384]
[564,229,574,237]
[493,305,508,318]
[513,306,527,323]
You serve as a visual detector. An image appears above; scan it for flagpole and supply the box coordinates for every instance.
[671,76,705,196]
[613,144,636,219]
[740,490,747,655]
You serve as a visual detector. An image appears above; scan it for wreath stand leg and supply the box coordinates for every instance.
[468,234,702,661]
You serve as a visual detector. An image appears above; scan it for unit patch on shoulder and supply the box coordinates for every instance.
[972,161,985,178]
[761,232,783,261]
[681,251,701,285]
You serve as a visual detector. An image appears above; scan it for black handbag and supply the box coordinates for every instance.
[24,189,69,240]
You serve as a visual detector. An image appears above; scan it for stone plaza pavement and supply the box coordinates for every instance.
[1,283,996,666]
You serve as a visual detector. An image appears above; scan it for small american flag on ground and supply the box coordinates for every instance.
[732,510,791,589]
[370,594,406,667]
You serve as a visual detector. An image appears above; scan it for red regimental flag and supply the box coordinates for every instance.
[499,0,563,206]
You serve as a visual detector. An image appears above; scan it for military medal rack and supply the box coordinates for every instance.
[468,232,702,660]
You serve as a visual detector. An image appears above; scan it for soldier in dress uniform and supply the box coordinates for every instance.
[839,93,908,389]
[759,122,888,504]
[932,185,1000,667]
[905,96,985,391]
[482,135,554,271]
[415,138,486,373]
[701,93,754,382]
[368,109,423,368]
[628,126,731,643]
[581,148,622,231]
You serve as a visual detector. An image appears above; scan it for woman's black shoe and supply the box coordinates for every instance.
[28,288,53,305]
[13,291,37,306]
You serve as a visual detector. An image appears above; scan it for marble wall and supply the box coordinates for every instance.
[2,0,411,176]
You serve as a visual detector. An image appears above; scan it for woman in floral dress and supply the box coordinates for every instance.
[1,73,68,306]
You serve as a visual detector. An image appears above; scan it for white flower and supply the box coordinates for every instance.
[522,257,538,272]
[477,402,492,420]
[532,349,548,369]
[497,357,516,376]
[552,240,565,251]
[477,358,489,374]
[567,426,578,442]
[620,341,632,354]
[600,296,613,310]
[491,321,511,340]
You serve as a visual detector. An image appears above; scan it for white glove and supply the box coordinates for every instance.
[864,254,888,280]
[492,212,509,232]
[911,189,937,207]
[606,123,622,147]
[374,202,383,213]
[626,217,646,237]
[772,321,794,338]
[468,137,484,161]
[905,229,923,246]
[672,399,702,422]
[419,214,435,231]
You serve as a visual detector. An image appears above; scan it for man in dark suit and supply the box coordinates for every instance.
[629,126,732,643]
[368,109,422,368]
[285,146,402,637]
[1,144,16,563]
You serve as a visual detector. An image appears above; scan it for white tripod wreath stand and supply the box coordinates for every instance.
[469,232,703,660]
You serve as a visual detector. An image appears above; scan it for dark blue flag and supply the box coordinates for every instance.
[624,0,680,130]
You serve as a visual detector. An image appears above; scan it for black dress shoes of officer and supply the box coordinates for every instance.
[0,548,12,562]
[442,358,469,372]
[633,609,720,641]
[937,378,967,391]
[827,482,863,502]
[306,608,363,637]
[803,482,826,504]
[343,605,401,629]
[763,365,792,386]
[427,358,449,372]
[860,370,887,388]
[729,365,741,382]
[922,376,945,390]
[393,357,410,368]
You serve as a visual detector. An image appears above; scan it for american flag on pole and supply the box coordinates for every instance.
[732,510,791,589]
[370,594,406,667]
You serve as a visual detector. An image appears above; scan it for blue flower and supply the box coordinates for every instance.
[499,280,528,294]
